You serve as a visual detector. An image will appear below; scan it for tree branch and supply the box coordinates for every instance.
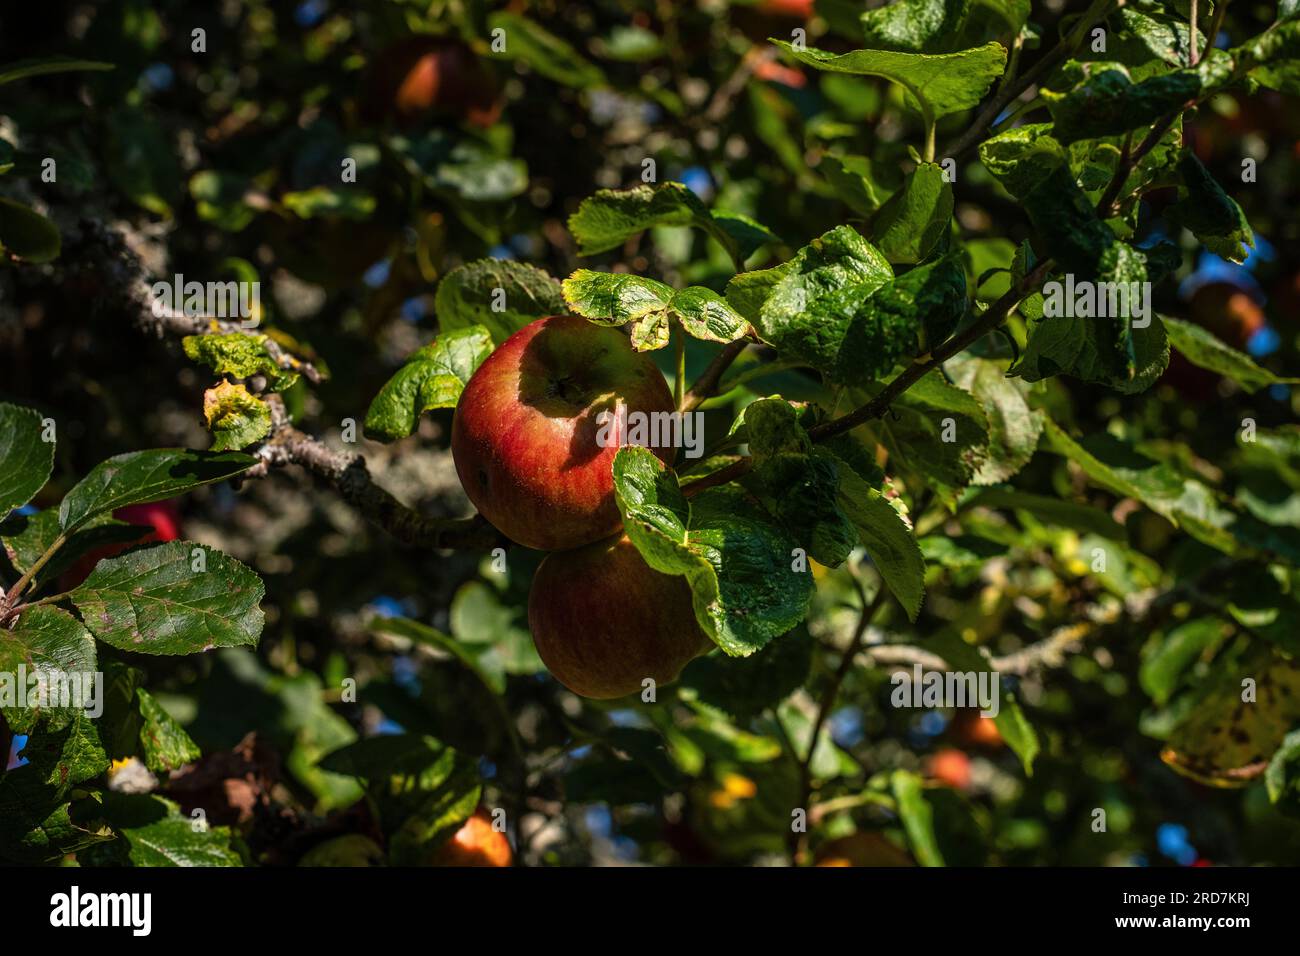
[63,219,498,552]
[680,339,750,413]
[942,0,1117,161]
[253,397,503,551]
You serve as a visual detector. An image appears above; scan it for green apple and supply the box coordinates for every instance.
[452,315,676,551]
[527,533,713,699]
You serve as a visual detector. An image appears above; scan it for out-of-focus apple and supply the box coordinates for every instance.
[926,747,972,790]
[364,37,502,128]
[429,809,512,867]
[58,500,184,591]
[814,831,915,867]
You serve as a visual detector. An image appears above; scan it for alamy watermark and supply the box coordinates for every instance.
[890,665,1001,718]
[150,273,261,328]
[1042,274,1151,328]
[595,403,704,459]
[0,666,103,719]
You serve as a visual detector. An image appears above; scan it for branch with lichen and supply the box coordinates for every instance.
[58,219,499,551]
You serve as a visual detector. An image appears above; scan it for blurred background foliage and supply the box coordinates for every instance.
[2,0,1300,866]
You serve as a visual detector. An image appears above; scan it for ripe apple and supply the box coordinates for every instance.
[926,747,972,790]
[452,315,677,551]
[760,0,815,18]
[814,831,914,867]
[951,710,1003,749]
[58,500,183,591]
[527,534,712,699]
[429,809,512,867]
[364,37,501,128]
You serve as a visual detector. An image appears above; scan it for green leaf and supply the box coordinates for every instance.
[136,688,200,774]
[0,712,108,857]
[835,464,926,620]
[949,356,1042,485]
[58,448,256,534]
[1140,618,1228,706]
[0,402,54,522]
[563,271,748,344]
[562,270,674,324]
[1041,52,1235,144]
[389,133,529,203]
[860,0,973,53]
[1,510,146,589]
[729,225,920,383]
[188,171,256,232]
[870,162,954,265]
[680,627,812,721]
[567,181,776,263]
[364,326,495,441]
[0,606,97,734]
[487,12,607,88]
[183,332,300,391]
[820,153,887,216]
[370,615,506,695]
[321,734,481,865]
[0,197,61,262]
[1162,647,1300,787]
[771,40,1007,120]
[740,399,859,567]
[105,107,182,217]
[1266,729,1300,816]
[69,541,265,655]
[0,57,113,85]
[90,793,243,866]
[927,630,1039,774]
[1166,152,1253,262]
[855,368,990,493]
[890,770,944,865]
[281,186,376,220]
[201,381,272,452]
[612,447,813,657]
[1013,297,1170,394]
[1040,419,1239,553]
[1163,316,1298,393]
[434,260,566,345]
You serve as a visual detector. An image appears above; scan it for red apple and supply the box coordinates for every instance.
[452,315,677,551]
[760,0,815,18]
[926,748,972,790]
[527,534,712,699]
[429,809,512,867]
[58,500,183,591]
[364,37,501,128]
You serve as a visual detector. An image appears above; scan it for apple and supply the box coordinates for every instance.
[951,710,1003,749]
[364,37,501,128]
[58,500,183,591]
[429,809,512,867]
[814,831,914,867]
[452,315,677,551]
[527,533,712,699]
[926,747,972,790]
[760,0,815,18]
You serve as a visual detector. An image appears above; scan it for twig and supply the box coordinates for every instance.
[1189,0,1200,67]
[680,339,749,413]
[941,0,1118,161]
[65,220,323,384]
[791,578,888,864]
[254,398,502,551]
